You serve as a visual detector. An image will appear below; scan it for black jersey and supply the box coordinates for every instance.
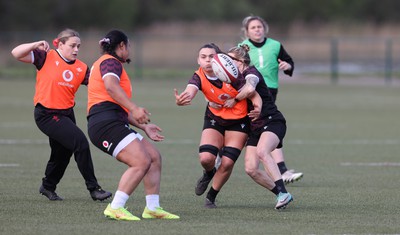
[243,66,281,118]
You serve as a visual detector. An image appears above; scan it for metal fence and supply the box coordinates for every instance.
[287,37,400,84]
[131,34,400,84]
[2,32,400,85]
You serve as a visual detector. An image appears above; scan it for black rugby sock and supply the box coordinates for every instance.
[206,187,219,202]
[274,179,287,193]
[270,186,279,196]
[277,162,288,174]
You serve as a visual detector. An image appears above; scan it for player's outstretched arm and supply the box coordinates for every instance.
[174,86,198,106]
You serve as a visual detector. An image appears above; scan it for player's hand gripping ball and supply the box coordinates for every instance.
[211,53,239,83]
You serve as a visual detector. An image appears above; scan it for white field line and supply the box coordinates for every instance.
[341,162,400,167]
[0,163,20,167]
[2,161,398,168]
[0,139,49,144]
[289,139,400,145]
[1,139,398,168]
[1,138,399,145]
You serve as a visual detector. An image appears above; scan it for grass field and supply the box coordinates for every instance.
[1,77,400,235]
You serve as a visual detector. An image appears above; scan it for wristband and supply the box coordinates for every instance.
[234,98,240,102]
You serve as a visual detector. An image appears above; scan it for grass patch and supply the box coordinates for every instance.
[1,78,400,234]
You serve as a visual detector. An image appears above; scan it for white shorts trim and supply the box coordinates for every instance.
[112,132,143,158]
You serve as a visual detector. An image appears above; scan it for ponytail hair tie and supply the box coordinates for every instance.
[52,38,59,48]
[99,38,111,45]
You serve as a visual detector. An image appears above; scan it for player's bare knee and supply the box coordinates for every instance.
[199,144,219,166]
[256,147,270,160]
[245,165,258,178]
[149,151,162,167]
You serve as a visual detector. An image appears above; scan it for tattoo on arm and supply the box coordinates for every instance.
[246,74,259,88]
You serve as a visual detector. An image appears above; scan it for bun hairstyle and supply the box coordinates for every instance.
[241,15,269,39]
[99,30,130,63]
[240,44,250,53]
[228,44,251,66]
[53,28,80,48]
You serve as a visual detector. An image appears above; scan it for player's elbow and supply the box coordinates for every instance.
[245,86,256,97]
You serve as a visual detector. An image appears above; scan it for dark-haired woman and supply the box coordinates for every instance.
[174,43,261,209]
[87,30,179,221]
[11,28,111,202]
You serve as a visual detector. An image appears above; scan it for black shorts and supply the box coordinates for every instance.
[246,115,286,148]
[88,118,143,158]
[203,114,250,135]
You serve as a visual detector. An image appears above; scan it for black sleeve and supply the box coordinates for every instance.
[81,65,90,86]
[32,49,47,70]
[278,45,294,77]
[188,73,202,91]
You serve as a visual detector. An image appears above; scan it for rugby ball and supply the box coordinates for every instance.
[211,53,239,83]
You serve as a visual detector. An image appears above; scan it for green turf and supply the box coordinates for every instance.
[1,78,400,234]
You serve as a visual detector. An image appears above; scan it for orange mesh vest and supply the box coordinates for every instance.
[196,67,247,120]
[87,54,132,114]
[34,49,87,109]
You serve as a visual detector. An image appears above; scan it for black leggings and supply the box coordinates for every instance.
[34,105,99,191]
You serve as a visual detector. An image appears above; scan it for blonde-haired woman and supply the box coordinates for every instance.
[227,44,293,210]
[240,15,303,184]
[11,29,111,201]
